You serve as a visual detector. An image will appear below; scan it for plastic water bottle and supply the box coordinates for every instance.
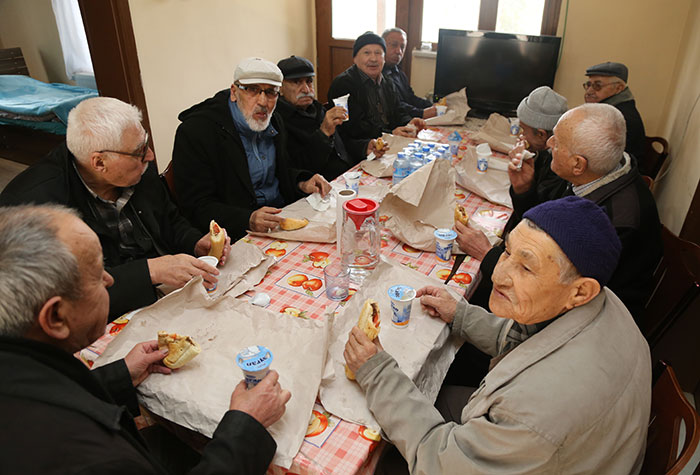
[409,152,424,175]
[392,152,410,185]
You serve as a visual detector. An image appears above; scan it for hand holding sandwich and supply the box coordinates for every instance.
[229,370,291,428]
[194,225,232,265]
[147,254,219,288]
[124,340,172,386]
[344,326,384,376]
[416,286,457,325]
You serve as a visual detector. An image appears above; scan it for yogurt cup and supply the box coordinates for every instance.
[435,104,447,116]
[198,255,219,292]
[388,285,416,328]
[434,228,458,262]
[475,143,491,173]
[332,93,350,121]
[447,131,462,157]
[343,171,361,194]
[236,345,273,388]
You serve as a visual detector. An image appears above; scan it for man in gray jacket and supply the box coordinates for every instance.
[345,196,651,474]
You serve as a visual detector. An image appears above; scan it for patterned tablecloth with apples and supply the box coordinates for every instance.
[79,128,511,475]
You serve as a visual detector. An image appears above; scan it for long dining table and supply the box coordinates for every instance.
[78,123,512,475]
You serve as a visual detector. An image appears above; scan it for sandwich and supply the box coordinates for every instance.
[157,331,201,369]
[208,220,225,261]
[280,217,309,231]
[375,137,386,151]
[454,204,469,226]
[345,299,381,380]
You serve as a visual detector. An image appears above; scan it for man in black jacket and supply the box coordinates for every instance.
[583,61,646,161]
[172,57,330,239]
[327,32,426,146]
[381,28,436,119]
[0,97,231,320]
[0,204,290,474]
[276,55,386,177]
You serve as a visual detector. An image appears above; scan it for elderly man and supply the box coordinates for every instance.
[173,57,331,239]
[382,28,436,119]
[327,31,425,145]
[345,196,651,473]
[0,204,290,474]
[0,97,230,320]
[583,61,646,160]
[276,55,386,178]
[460,103,661,321]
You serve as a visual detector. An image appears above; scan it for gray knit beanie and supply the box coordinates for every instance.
[517,86,568,132]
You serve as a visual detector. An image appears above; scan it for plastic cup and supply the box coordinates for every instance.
[475,143,491,173]
[323,261,349,300]
[236,345,273,388]
[434,228,457,262]
[198,255,219,292]
[343,171,361,194]
[435,105,447,116]
[388,285,416,328]
[332,93,350,121]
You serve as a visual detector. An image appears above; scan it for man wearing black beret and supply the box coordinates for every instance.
[583,61,646,161]
[327,31,425,146]
[276,56,386,178]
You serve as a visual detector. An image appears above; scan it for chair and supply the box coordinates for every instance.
[640,136,669,179]
[159,160,177,204]
[641,361,700,474]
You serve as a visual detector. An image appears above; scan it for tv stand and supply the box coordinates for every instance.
[467,108,517,119]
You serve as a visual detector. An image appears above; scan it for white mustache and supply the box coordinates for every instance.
[296,92,315,100]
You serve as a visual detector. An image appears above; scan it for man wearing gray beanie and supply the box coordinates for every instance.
[346,196,651,473]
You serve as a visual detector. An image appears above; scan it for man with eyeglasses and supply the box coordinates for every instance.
[173,57,330,239]
[276,55,387,180]
[583,61,646,160]
[0,97,232,320]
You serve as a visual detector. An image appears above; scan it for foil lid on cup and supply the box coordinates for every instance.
[236,345,273,372]
[388,284,416,301]
[434,228,457,241]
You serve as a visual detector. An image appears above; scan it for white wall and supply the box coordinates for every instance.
[128,0,316,171]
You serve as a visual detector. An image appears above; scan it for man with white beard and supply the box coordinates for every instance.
[173,57,330,239]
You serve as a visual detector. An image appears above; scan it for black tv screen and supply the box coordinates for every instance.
[434,30,561,115]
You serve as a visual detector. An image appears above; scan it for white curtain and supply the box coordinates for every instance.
[51,0,94,79]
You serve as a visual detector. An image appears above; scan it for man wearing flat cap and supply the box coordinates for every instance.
[327,31,426,146]
[173,57,331,239]
[583,61,646,160]
[345,196,651,473]
[276,56,386,178]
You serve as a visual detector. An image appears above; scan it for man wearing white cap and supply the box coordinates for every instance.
[173,57,331,239]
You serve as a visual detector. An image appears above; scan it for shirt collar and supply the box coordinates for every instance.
[357,66,383,85]
[228,98,278,139]
[71,159,133,204]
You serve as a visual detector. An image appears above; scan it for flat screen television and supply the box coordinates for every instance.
[433,29,561,117]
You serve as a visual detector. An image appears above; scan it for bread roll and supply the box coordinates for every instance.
[454,204,469,226]
[157,331,201,369]
[346,299,381,380]
[208,220,225,260]
[280,217,309,231]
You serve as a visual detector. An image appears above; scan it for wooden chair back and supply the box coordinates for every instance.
[641,361,700,474]
[640,136,669,179]
[0,47,29,75]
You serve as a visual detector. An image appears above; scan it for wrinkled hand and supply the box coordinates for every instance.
[454,221,492,261]
[392,125,417,138]
[123,340,171,387]
[416,286,458,324]
[299,174,331,197]
[194,229,232,266]
[507,152,536,195]
[147,254,219,288]
[408,117,426,131]
[249,207,282,233]
[423,105,437,119]
[320,106,347,136]
[229,370,291,428]
[344,326,384,375]
[367,138,390,158]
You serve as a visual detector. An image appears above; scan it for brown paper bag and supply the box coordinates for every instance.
[425,87,470,126]
[470,113,518,153]
[454,146,513,208]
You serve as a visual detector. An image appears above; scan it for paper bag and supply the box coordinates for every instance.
[379,159,456,251]
[454,146,513,208]
[249,193,337,243]
[361,133,417,177]
[94,280,329,469]
[319,257,462,429]
[470,113,518,153]
[425,87,470,126]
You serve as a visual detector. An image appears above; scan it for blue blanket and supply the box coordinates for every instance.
[0,75,98,133]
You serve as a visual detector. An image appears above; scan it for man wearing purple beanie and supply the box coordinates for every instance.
[345,196,651,473]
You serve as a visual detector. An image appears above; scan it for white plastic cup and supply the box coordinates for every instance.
[198,255,219,292]
[475,143,492,173]
[343,171,361,194]
[236,345,273,388]
[388,285,416,328]
[434,228,457,262]
[332,93,350,121]
[435,105,447,116]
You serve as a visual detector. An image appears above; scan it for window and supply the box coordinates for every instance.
[331,0,397,40]
[421,0,480,43]
[495,0,546,35]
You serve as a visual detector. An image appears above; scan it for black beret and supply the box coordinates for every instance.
[585,62,628,82]
[353,32,386,57]
[277,56,315,79]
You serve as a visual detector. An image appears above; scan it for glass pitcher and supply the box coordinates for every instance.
[341,198,380,285]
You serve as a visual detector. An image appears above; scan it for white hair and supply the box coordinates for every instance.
[0,205,82,337]
[233,88,276,132]
[561,103,626,175]
[382,27,407,39]
[523,219,581,284]
[66,97,143,163]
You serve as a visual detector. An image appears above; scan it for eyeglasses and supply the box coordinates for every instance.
[237,84,280,99]
[582,80,621,91]
[98,133,150,162]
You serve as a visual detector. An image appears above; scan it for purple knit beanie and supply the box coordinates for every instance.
[522,196,621,286]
